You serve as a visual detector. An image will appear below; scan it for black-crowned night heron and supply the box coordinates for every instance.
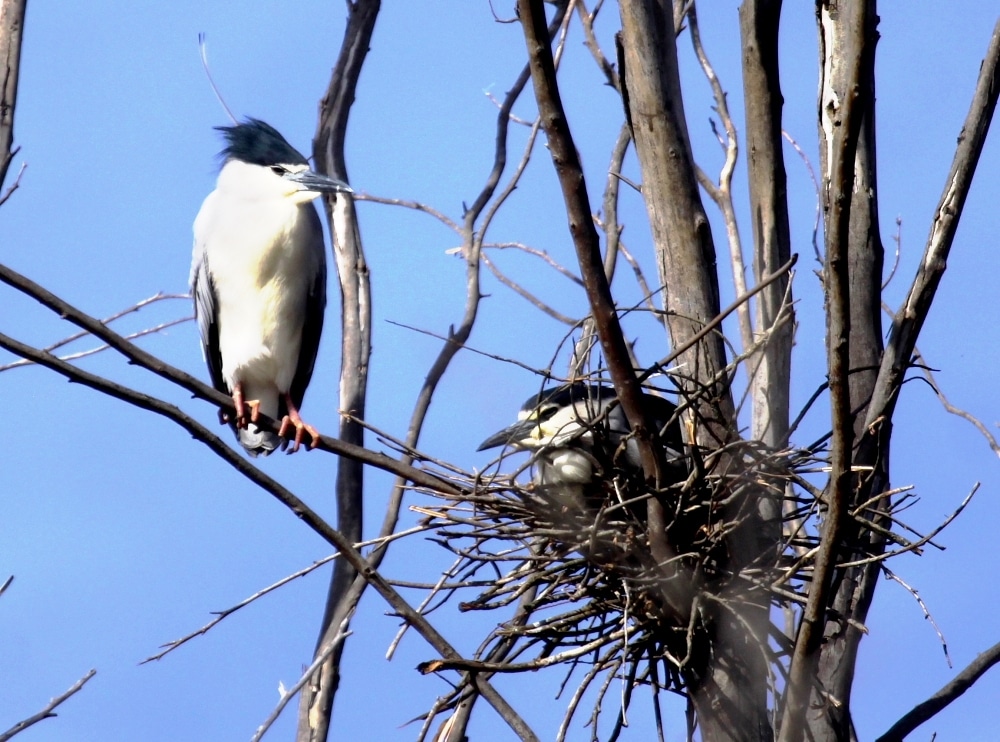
[190,118,351,456]
[478,382,685,507]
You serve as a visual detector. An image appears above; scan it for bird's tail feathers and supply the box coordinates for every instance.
[240,426,282,457]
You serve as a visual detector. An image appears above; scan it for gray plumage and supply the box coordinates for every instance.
[478,383,684,506]
[190,119,350,456]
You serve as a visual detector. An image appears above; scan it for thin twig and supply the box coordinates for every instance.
[912,346,1000,458]
[481,251,579,324]
[0,312,191,373]
[481,241,584,286]
[142,525,430,664]
[385,318,556,377]
[687,3,750,352]
[882,566,951,669]
[781,130,822,264]
[0,160,25,207]
[252,617,353,742]
[353,192,462,234]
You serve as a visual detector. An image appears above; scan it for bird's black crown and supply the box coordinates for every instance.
[215,118,308,168]
[518,382,617,414]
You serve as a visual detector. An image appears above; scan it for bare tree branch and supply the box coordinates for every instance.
[738,0,794,453]
[779,4,872,736]
[0,0,26,188]
[0,669,96,742]
[519,1,684,628]
[481,251,579,325]
[875,639,1000,742]
[0,326,536,739]
[865,18,1000,432]
[143,523,437,665]
[0,159,23,206]
[0,263,464,495]
[881,566,951,669]
[482,241,584,286]
[0,292,191,373]
[576,0,619,90]
[354,191,462,234]
[256,617,352,742]
[912,347,1000,458]
[298,0,379,733]
[688,2,750,352]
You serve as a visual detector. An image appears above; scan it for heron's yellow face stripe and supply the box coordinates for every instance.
[516,405,587,447]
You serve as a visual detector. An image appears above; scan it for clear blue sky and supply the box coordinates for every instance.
[2,2,1000,740]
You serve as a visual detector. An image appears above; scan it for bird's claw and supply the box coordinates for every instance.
[278,414,320,454]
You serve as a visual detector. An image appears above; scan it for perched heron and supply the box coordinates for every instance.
[190,118,351,456]
[478,382,685,507]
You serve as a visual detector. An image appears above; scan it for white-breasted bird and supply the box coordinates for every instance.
[190,118,351,456]
[478,382,685,506]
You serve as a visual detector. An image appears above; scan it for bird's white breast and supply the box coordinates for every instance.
[194,187,320,395]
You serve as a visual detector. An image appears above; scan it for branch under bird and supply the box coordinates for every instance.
[190,118,351,456]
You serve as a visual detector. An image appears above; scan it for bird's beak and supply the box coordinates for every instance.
[283,169,353,194]
[477,419,537,451]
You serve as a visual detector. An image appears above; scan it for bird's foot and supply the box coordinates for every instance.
[278,396,320,453]
[230,384,262,429]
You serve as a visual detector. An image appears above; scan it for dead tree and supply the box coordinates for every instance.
[2,2,1000,741]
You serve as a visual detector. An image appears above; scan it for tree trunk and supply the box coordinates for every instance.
[618,2,772,739]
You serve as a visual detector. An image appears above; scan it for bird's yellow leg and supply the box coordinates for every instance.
[278,394,320,453]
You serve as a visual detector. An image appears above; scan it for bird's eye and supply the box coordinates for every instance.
[537,405,558,421]
[270,166,287,176]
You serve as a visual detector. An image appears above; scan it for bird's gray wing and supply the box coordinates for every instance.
[614,393,685,471]
[285,206,327,414]
[190,246,229,409]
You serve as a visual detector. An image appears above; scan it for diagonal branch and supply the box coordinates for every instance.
[875,639,1000,742]
[864,18,1000,432]
[0,669,96,742]
[0,292,191,373]
[0,331,352,549]
[0,261,462,496]
[517,0,678,591]
[0,330,533,741]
